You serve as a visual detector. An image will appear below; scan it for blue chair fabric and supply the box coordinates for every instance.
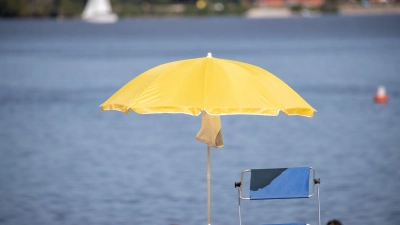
[235,166,320,225]
[250,167,310,200]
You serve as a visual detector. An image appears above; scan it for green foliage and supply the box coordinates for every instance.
[290,0,339,14]
[184,3,247,16]
[27,0,56,17]
[60,0,85,17]
[290,4,302,13]
[0,0,24,17]
[319,0,339,13]
[114,3,146,16]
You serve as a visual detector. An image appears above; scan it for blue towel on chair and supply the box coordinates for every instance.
[250,167,310,200]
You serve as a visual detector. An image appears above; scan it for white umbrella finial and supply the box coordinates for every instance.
[207,53,212,58]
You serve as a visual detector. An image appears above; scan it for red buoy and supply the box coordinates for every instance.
[374,85,388,103]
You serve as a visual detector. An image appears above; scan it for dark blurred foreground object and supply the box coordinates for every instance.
[327,219,342,225]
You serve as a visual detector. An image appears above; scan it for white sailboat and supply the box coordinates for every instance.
[82,0,118,24]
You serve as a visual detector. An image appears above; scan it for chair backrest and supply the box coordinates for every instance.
[235,167,320,225]
[250,167,311,200]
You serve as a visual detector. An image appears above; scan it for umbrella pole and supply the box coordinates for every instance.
[207,145,211,225]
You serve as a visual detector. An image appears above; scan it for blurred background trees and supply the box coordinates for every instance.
[0,0,398,17]
[0,0,247,17]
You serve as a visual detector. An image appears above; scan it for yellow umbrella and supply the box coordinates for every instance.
[101,53,315,225]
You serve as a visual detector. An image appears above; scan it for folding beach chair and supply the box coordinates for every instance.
[234,167,321,225]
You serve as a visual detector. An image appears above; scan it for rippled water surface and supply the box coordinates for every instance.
[0,15,400,225]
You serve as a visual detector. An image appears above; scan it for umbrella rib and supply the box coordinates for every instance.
[203,58,210,113]
[128,59,202,114]
[218,60,242,114]
[232,60,283,114]
[126,76,159,113]
[125,63,177,113]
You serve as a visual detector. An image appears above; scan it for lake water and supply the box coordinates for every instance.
[0,15,400,225]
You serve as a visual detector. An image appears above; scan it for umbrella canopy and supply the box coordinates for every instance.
[100,53,315,225]
[101,53,315,117]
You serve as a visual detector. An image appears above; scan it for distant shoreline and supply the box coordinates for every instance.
[1,4,399,20]
[246,4,400,19]
[340,5,400,16]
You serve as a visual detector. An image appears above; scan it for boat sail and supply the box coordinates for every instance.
[82,0,118,24]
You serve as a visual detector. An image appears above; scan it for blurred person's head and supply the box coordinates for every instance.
[327,219,342,225]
